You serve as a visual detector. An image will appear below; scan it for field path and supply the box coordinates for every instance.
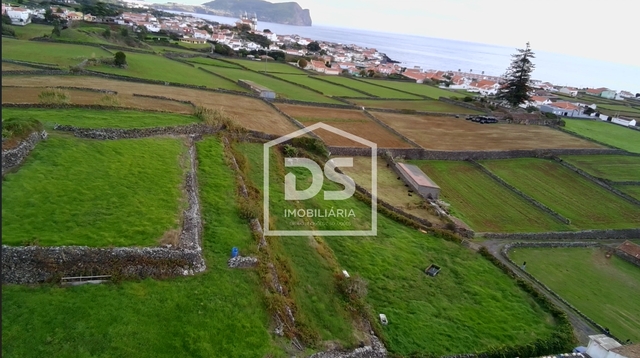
[480,239,625,345]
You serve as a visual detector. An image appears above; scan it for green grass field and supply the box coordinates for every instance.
[1,138,280,357]
[238,143,359,347]
[8,24,54,40]
[2,38,111,67]
[563,119,640,153]
[509,247,640,342]
[248,145,559,356]
[560,155,640,182]
[617,185,640,200]
[318,76,422,99]
[481,158,640,229]
[598,104,640,114]
[410,160,570,232]
[273,74,368,97]
[353,98,482,114]
[2,133,186,247]
[203,66,341,103]
[150,44,202,54]
[1,108,200,129]
[186,57,244,68]
[359,79,460,99]
[90,52,245,91]
[225,58,307,74]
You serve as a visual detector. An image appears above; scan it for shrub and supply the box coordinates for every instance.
[557,119,566,127]
[193,106,244,133]
[97,94,120,106]
[297,58,308,68]
[290,137,329,158]
[543,112,558,119]
[38,88,70,104]
[103,28,111,37]
[282,144,299,157]
[336,273,368,300]
[1,117,43,140]
[2,23,15,36]
[114,51,127,68]
[462,96,474,102]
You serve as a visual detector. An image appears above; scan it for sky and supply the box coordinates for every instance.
[156,0,639,69]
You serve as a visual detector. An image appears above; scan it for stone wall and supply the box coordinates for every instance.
[552,157,640,206]
[325,146,626,160]
[1,102,184,114]
[468,160,571,224]
[500,241,624,343]
[614,249,640,267]
[482,228,640,240]
[2,58,60,70]
[2,138,206,284]
[2,70,69,76]
[2,131,47,176]
[53,123,219,139]
[4,85,116,95]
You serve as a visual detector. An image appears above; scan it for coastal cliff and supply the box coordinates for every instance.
[200,0,312,26]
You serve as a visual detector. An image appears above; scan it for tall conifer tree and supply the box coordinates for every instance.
[498,42,535,106]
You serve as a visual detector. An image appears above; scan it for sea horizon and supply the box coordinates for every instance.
[169,11,640,94]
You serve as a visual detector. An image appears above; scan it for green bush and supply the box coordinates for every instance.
[38,88,70,104]
[290,137,329,158]
[282,144,299,157]
[1,117,43,140]
[2,23,15,36]
[114,51,127,67]
[463,96,474,102]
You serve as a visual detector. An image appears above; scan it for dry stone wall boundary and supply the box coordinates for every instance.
[2,131,47,176]
[2,138,206,284]
[53,123,219,139]
[481,228,640,241]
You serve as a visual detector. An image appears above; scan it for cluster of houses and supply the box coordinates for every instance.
[2,3,32,25]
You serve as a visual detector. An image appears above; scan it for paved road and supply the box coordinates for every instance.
[481,239,627,345]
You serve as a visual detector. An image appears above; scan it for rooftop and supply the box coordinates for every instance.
[589,334,622,351]
[397,163,440,189]
[617,240,640,258]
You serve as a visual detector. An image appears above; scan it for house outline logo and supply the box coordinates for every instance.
[263,122,377,236]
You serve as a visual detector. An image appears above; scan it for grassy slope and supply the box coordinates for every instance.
[1,108,199,129]
[226,59,307,74]
[353,98,481,114]
[359,79,459,99]
[203,66,340,103]
[186,57,243,68]
[318,76,422,99]
[617,185,640,200]
[598,104,640,114]
[509,247,640,342]
[2,38,111,66]
[274,74,368,97]
[560,155,640,182]
[9,24,54,40]
[411,160,570,232]
[482,158,640,229]
[564,119,640,153]
[2,134,185,247]
[251,146,557,355]
[2,138,279,357]
[238,143,357,347]
[90,52,245,90]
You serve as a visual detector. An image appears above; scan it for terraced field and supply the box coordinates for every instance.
[2,38,110,67]
[564,119,640,153]
[318,76,422,99]
[225,58,308,74]
[273,74,368,97]
[358,79,460,99]
[481,158,640,229]
[560,155,640,182]
[352,98,481,113]
[409,161,570,232]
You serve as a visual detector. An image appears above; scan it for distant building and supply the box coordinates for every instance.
[558,87,579,97]
[395,162,440,200]
[6,7,31,26]
[600,90,617,100]
[237,80,275,99]
[236,12,257,31]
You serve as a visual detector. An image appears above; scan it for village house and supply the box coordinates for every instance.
[5,6,31,26]
[558,87,579,97]
[540,101,583,117]
[310,60,327,73]
[467,79,499,96]
[235,12,257,31]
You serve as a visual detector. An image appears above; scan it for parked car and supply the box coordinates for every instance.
[471,116,498,124]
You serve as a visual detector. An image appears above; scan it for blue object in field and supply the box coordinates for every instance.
[231,247,239,258]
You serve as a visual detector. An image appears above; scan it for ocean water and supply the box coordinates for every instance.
[174,11,640,93]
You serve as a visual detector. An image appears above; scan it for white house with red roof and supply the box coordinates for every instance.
[310,60,327,73]
[467,80,499,96]
[540,101,584,117]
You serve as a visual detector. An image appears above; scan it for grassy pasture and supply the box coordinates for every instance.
[410,161,570,233]
[90,52,244,90]
[225,58,307,74]
[2,133,186,247]
[481,158,640,229]
[273,74,368,97]
[318,76,422,99]
[1,138,279,357]
[2,38,110,67]
[244,143,559,356]
[186,57,244,68]
[358,79,460,99]
[238,143,360,348]
[352,98,482,114]
[617,185,640,200]
[508,247,640,342]
[560,155,640,182]
[1,108,199,128]
[8,24,53,40]
[598,104,640,114]
[564,119,640,153]
[202,66,340,103]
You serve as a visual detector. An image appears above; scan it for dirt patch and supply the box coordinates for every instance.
[375,112,604,151]
[2,63,40,71]
[2,76,298,135]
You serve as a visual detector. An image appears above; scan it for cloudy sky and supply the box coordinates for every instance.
[158,0,638,68]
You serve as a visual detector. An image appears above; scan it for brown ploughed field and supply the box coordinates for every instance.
[374,112,603,151]
[1,76,298,135]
